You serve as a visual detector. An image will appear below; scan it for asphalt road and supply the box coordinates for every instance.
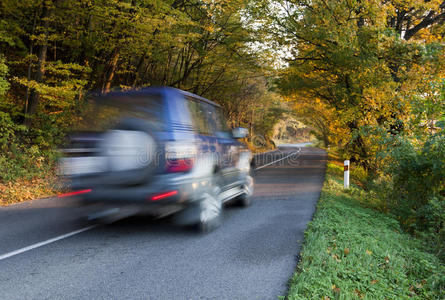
[0,146,326,300]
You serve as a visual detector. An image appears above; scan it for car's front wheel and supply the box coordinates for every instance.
[198,182,223,233]
[235,168,254,207]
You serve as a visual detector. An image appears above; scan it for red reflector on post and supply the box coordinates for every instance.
[58,189,92,198]
[150,190,178,201]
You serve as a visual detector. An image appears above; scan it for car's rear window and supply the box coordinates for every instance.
[76,94,164,132]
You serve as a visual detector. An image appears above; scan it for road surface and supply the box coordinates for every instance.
[0,146,326,299]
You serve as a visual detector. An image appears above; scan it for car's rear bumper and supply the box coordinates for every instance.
[62,173,210,206]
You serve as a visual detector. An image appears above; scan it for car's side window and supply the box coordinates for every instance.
[204,104,219,135]
[186,97,231,138]
[214,107,231,139]
[186,97,212,135]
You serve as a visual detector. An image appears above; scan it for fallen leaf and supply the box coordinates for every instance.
[353,289,364,299]
[332,254,341,262]
[366,249,372,255]
[344,248,350,256]
[370,279,379,284]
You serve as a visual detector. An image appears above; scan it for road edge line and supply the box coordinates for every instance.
[254,148,301,171]
[0,225,97,261]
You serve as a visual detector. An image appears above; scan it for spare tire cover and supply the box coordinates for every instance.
[100,117,159,186]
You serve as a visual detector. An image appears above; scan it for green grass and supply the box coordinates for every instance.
[287,163,445,299]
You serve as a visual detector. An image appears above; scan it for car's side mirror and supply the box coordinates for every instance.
[232,127,248,139]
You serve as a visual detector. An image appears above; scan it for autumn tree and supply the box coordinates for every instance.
[265,0,444,169]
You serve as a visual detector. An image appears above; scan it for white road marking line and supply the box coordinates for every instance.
[254,148,301,171]
[0,225,97,261]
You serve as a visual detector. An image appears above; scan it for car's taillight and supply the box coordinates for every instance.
[165,142,197,173]
[166,158,195,172]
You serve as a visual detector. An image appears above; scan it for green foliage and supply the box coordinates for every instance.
[0,111,57,183]
[376,131,445,259]
[0,55,9,97]
[287,164,445,299]
[1,0,276,121]
[0,110,17,151]
[0,0,278,127]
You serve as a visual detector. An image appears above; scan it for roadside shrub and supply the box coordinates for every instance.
[0,111,57,183]
[381,132,445,259]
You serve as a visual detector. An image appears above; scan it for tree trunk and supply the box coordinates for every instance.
[322,131,329,148]
[24,5,49,127]
[249,108,254,141]
[23,11,38,124]
[132,53,147,87]
[101,48,120,94]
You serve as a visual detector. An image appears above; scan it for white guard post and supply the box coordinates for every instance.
[344,160,350,188]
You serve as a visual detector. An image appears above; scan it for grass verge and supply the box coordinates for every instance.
[287,163,445,299]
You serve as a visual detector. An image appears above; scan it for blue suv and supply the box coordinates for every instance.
[59,87,254,232]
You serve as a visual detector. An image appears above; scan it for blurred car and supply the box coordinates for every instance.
[59,87,254,232]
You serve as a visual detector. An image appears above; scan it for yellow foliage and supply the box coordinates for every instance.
[0,173,61,206]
